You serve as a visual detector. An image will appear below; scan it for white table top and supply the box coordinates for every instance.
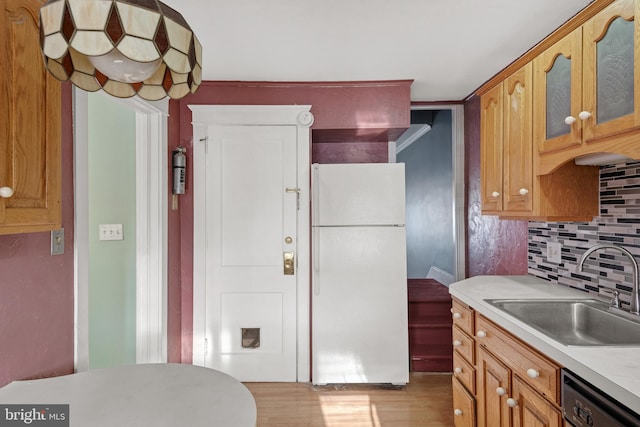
[0,363,256,427]
[450,275,640,413]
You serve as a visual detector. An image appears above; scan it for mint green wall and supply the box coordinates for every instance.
[88,93,137,369]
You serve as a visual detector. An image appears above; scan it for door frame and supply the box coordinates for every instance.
[190,105,314,382]
[391,104,466,281]
[74,88,169,370]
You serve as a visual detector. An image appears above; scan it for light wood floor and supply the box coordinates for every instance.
[244,372,454,427]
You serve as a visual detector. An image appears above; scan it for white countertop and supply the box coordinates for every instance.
[449,275,640,412]
[0,363,256,427]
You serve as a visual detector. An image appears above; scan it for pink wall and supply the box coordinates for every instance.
[0,82,529,379]
[464,95,528,276]
[166,80,412,362]
[0,83,75,387]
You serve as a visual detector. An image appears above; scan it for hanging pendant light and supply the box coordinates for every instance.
[39,0,202,100]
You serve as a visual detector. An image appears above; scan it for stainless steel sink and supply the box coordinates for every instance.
[484,299,640,346]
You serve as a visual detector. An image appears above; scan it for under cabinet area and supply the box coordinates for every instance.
[451,297,564,427]
[0,0,61,234]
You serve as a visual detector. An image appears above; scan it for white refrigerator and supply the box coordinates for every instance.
[311,163,409,385]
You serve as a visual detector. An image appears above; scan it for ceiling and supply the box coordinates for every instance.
[161,0,593,102]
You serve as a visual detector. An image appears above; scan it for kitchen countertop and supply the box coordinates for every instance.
[449,275,640,412]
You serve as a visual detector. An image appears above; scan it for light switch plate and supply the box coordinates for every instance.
[99,224,124,241]
[51,228,64,255]
[547,241,562,264]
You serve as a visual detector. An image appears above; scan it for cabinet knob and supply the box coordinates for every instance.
[565,115,577,125]
[506,398,518,408]
[453,340,462,347]
[579,111,592,120]
[496,387,506,396]
[476,330,486,338]
[453,312,461,319]
[491,191,500,198]
[526,368,540,379]
[0,187,14,198]
[454,367,462,374]
[519,188,529,196]
[454,408,463,416]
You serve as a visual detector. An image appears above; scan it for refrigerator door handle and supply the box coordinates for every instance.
[312,164,321,296]
[312,164,319,225]
[313,227,320,296]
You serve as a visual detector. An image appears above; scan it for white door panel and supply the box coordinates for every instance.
[221,137,287,266]
[191,104,312,383]
[205,125,297,381]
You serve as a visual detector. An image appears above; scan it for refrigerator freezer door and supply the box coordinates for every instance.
[312,226,409,384]
[312,163,406,226]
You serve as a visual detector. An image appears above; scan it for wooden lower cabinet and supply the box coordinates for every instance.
[452,377,476,427]
[477,347,511,427]
[474,314,563,427]
[512,376,563,427]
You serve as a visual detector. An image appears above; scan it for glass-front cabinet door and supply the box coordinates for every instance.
[533,28,583,155]
[582,0,638,142]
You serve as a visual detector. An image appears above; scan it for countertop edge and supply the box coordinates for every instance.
[449,275,640,413]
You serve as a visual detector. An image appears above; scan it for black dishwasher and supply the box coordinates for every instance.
[562,369,640,427]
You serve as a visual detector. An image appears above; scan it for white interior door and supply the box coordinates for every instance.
[191,105,313,382]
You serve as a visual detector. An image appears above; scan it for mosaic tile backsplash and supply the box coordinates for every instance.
[528,161,640,309]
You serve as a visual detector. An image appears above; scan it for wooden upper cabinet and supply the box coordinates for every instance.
[480,83,504,213]
[533,28,583,155]
[0,0,61,234]
[503,65,533,214]
[481,64,535,216]
[582,0,638,141]
[535,0,640,174]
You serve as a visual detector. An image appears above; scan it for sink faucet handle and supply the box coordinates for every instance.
[601,288,621,309]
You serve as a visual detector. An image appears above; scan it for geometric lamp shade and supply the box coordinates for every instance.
[39,0,202,100]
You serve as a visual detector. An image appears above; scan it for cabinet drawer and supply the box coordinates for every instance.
[452,377,476,427]
[452,298,475,336]
[476,314,561,404]
[453,350,476,395]
[453,325,475,365]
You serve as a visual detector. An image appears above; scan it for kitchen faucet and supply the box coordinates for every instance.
[577,243,640,316]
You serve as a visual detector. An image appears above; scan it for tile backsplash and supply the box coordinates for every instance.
[528,161,640,309]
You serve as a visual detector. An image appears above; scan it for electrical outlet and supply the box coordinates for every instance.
[547,241,562,264]
[51,228,64,255]
[99,224,124,241]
